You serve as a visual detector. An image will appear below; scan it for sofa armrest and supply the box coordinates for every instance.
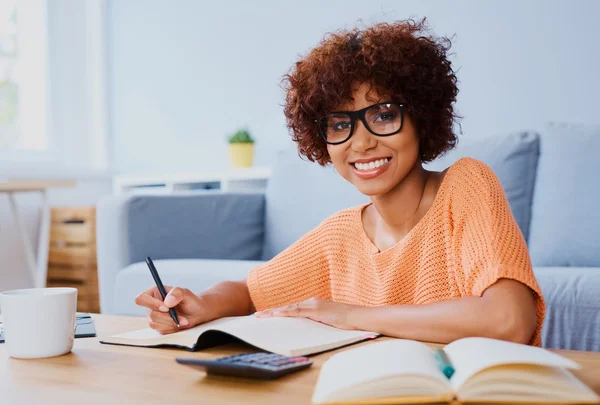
[96,194,133,314]
[96,191,265,314]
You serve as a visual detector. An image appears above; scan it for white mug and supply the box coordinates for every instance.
[0,287,77,359]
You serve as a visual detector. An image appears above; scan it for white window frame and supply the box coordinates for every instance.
[84,0,111,172]
[0,0,111,177]
[0,0,54,166]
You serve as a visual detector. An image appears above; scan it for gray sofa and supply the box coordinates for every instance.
[97,123,600,351]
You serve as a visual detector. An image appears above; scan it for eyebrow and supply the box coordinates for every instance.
[330,100,389,113]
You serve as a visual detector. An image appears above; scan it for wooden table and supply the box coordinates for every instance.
[0,179,76,287]
[1,315,599,404]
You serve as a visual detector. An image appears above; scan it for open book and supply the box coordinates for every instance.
[312,337,600,404]
[100,315,378,356]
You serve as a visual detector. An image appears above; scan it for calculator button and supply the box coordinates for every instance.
[231,361,254,367]
[259,364,279,370]
[177,353,313,380]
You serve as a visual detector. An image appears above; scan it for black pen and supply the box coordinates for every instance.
[145,256,180,328]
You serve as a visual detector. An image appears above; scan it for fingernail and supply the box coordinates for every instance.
[159,305,168,312]
[164,296,176,306]
[180,317,189,326]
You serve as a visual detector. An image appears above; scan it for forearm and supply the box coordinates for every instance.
[197,279,255,321]
[350,292,535,344]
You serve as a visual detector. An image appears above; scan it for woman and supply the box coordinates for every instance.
[136,19,544,346]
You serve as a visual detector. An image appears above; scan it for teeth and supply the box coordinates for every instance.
[353,158,390,171]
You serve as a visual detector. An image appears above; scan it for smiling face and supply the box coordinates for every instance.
[326,83,421,197]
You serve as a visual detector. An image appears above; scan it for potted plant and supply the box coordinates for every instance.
[227,128,255,168]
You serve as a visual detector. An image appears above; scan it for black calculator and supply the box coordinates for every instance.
[176,352,313,380]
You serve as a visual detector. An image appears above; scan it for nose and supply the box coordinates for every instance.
[350,120,377,152]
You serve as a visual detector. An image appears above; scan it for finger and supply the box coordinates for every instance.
[149,310,189,327]
[149,310,175,325]
[259,303,308,318]
[163,287,185,308]
[143,284,175,299]
[147,315,176,333]
[282,300,321,318]
[135,291,167,311]
[275,305,306,317]
[147,315,189,334]
[254,306,285,317]
[143,285,164,300]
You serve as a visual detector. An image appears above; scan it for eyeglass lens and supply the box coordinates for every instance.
[319,103,402,144]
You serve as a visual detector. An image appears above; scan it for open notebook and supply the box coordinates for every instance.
[312,337,600,404]
[100,315,378,356]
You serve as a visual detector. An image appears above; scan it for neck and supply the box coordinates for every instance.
[369,161,430,230]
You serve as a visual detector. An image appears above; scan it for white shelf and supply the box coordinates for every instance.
[113,167,272,195]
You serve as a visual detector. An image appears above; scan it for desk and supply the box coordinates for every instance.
[0,180,76,288]
[1,314,599,404]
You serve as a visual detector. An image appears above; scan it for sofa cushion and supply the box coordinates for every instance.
[113,259,265,316]
[528,123,600,266]
[126,192,265,264]
[534,266,600,352]
[425,132,540,241]
[262,148,368,260]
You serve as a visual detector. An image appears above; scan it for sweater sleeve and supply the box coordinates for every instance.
[451,158,546,345]
[247,218,333,311]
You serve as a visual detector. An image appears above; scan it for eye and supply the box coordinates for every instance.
[373,112,397,122]
[331,120,351,131]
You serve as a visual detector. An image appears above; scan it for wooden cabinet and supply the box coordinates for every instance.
[46,207,99,313]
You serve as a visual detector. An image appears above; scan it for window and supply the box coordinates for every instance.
[0,2,19,149]
[0,0,51,161]
[0,0,111,174]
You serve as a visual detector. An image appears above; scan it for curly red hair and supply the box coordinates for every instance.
[282,18,460,166]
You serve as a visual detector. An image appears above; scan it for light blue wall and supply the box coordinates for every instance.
[109,0,600,174]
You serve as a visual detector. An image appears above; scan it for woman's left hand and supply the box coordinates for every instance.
[254,298,359,330]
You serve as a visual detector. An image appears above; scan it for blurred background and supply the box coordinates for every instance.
[0,0,599,293]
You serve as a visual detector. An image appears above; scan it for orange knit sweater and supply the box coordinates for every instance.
[247,158,545,346]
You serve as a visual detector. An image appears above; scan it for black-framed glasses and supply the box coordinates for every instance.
[317,102,405,145]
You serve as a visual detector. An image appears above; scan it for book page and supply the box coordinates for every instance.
[103,315,377,356]
[458,364,600,403]
[111,328,163,340]
[313,340,452,404]
[444,337,580,390]
[102,317,239,347]
[209,315,378,356]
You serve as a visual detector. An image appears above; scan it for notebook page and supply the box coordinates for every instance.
[444,337,580,390]
[105,317,238,345]
[313,340,452,404]
[112,328,163,340]
[211,316,377,355]
[105,315,375,354]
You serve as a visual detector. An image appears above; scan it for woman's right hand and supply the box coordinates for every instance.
[135,286,207,334]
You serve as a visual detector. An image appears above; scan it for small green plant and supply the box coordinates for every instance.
[228,129,255,144]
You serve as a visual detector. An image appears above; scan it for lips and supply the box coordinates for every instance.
[350,157,392,180]
[351,157,391,171]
